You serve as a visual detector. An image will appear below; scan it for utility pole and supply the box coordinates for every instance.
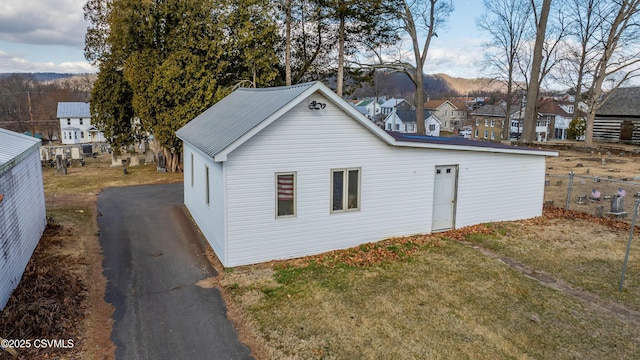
[27,91,35,138]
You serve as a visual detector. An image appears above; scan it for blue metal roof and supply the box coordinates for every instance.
[389,132,554,153]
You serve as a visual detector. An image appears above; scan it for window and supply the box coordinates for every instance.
[386,123,391,130]
[484,130,488,138]
[444,121,448,128]
[395,124,400,131]
[474,129,479,137]
[276,173,296,217]
[490,120,495,127]
[444,110,448,116]
[429,124,436,131]
[67,119,71,125]
[205,166,210,205]
[484,119,489,126]
[190,154,194,187]
[475,120,479,126]
[331,168,360,212]
[80,118,83,125]
[80,131,84,139]
[491,131,495,140]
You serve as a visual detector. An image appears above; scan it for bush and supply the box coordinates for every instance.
[567,117,586,140]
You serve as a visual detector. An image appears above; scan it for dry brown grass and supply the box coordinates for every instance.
[222,222,640,359]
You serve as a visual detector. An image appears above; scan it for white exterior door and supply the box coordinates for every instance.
[432,165,458,231]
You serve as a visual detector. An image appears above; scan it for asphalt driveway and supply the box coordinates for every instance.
[98,183,253,360]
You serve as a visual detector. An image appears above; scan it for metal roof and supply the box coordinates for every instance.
[596,87,640,117]
[0,128,41,175]
[56,102,91,118]
[177,82,318,158]
[388,132,556,155]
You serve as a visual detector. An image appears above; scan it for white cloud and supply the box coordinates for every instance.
[0,0,87,47]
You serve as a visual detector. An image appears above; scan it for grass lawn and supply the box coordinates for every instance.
[222,208,640,359]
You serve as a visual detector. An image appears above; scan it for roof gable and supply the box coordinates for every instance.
[177,82,394,161]
[57,102,91,118]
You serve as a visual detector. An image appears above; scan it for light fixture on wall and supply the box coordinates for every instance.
[308,100,326,110]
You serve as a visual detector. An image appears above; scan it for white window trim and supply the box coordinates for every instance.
[275,172,296,218]
[330,168,361,213]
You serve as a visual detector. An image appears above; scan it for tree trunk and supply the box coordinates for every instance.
[522,0,552,143]
[337,10,345,97]
[415,65,426,134]
[285,0,292,86]
[164,148,182,173]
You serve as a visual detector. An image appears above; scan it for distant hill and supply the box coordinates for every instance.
[350,72,506,100]
[0,72,78,82]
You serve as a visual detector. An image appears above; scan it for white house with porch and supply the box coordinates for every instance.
[57,102,105,144]
[177,82,556,267]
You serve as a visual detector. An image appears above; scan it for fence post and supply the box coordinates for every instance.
[619,199,640,291]
[565,172,574,210]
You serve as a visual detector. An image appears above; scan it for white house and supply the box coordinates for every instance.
[383,109,439,136]
[57,102,105,144]
[177,82,555,267]
[356,99,382,118]
[380,98,411,115]
[0,128,46,309]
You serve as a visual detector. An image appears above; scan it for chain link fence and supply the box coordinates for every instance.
[545,172,640,220]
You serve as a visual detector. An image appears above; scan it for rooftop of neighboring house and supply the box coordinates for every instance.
[387,109,431,123]
[424,99,466,111]
[56,102,91,119]
[469,104,508,117]
[596,87,640,117]
[380,98,408,108]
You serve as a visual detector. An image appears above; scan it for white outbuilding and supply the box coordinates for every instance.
[0,128,46,309]
[177,82,556,267]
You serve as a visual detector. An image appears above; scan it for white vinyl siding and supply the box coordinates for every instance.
[0,148,46,309]
[218,93,546,266]
[183,144,226,265]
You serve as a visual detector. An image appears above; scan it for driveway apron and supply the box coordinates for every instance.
[98,183,253,360]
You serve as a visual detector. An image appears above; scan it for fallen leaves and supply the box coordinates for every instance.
[0,221,86,359]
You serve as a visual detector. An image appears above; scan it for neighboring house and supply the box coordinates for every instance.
[380,98,412,115]
[538,98,582,140]
[384,109,432,134]
[56,102,105,144]
[425,114,442,137]
[177,81,555,267]
[356,99,382,119]
[594,87,640,144]
[470,104,511,141]
[424,99,467,132]
[0,128,46,309]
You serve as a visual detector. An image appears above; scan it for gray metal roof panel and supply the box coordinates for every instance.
[177,82,317,158]
[56,102,91,118]
[0,128,41,173]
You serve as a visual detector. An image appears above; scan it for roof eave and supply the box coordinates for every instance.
[211,82,395,161]
[393,140,558,156]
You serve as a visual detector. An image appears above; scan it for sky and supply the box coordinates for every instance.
[0,0,483,78]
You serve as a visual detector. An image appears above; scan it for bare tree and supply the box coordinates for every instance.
[366,0,453,134]
[522,0,552,143]
[581,0,640,146]
[477,0,533,140]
